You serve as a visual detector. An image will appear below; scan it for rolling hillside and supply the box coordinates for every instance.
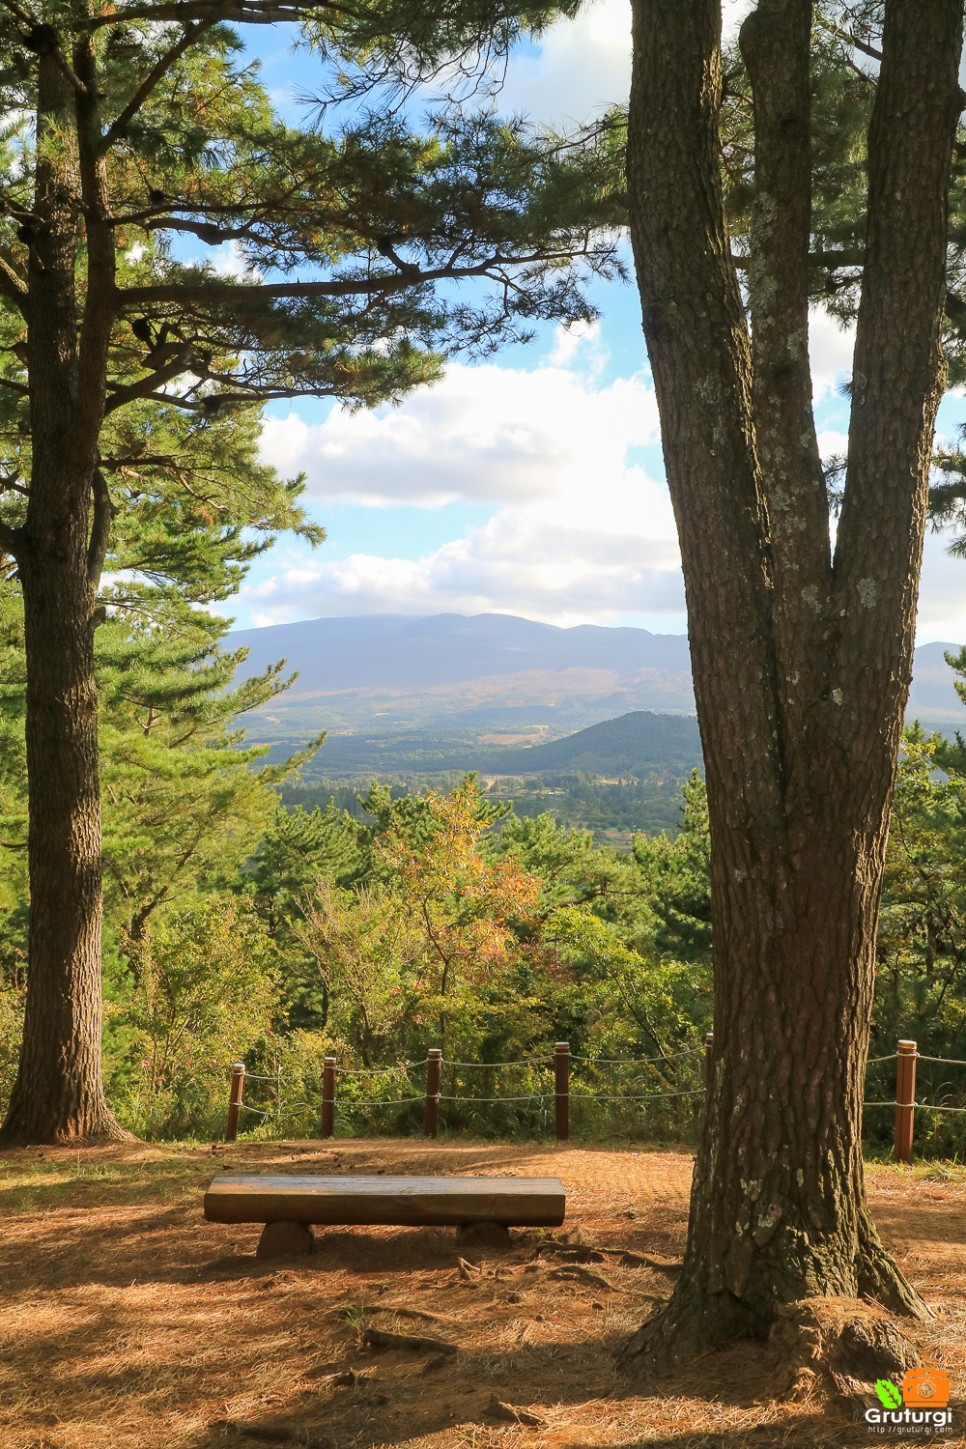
[474,710,703,776]
[228,613,965,776]
[228,612,695,741]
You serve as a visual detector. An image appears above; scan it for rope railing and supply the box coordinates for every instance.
[334,1095,425,1108]
[330,1062,426,1076]
[442,1056,549,1068]
[437,1093,551,1103]
[223,1035,966,1158]
[867,1039,966,1161]
[570,1046,705,1065]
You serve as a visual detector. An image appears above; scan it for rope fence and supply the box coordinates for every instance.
[224,1034,966,1161]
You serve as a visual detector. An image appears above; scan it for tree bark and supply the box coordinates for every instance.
[623,0,963,1363]
[0,42,126,1145]
[0,529,126,1143]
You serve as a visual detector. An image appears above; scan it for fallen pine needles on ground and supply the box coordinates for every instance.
[0,1138,963,1448]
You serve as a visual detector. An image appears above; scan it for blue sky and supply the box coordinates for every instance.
[225,1,966,645]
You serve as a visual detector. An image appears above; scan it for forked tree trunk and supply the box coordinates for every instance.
[623,0,963,1363]
[627,829,922,1357]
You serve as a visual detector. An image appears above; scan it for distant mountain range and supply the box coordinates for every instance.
[227,612,965,775]
[230,612,694,737]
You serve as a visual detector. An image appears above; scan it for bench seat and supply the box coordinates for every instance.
[204,1173,566,1230]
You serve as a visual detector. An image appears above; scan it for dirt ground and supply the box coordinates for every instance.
[1,1139,964,1449]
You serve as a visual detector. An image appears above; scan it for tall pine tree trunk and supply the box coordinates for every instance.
[623,0,963,1361]
[0,42,125,1145]
[1,512,122,1142]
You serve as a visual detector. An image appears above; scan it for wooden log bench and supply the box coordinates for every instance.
[204,1173,566,1258]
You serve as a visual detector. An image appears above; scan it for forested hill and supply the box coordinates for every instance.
[473,710,702,775]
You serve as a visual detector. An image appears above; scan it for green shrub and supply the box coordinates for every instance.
[107,894,279,1138]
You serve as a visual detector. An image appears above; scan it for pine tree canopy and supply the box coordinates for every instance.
[0,5,621,471]
[0,0,624,1145]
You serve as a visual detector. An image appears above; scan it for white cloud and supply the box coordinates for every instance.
[497,0,631,125]
[547,318,606,372]
[493,0,756,127]
[245,500,966,644]
[248,327,681,626]
[817,428,849,460]
[243,511,684,630]
[916,529,966,645]
[210,240,262,280]
[809,308,855,401]
[260,341,662,509]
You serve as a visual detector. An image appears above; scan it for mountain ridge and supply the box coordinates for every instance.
[229,611,696,737]
[229,612,964,747]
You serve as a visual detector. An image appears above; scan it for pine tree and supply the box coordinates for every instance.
[245,800,366,1029]
[97,616,309,952]
[0,3,620,1142]
[623,0,964,1363]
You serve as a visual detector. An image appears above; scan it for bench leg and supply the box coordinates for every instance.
[456,1221,511,1248]
[256,1221,314,1259]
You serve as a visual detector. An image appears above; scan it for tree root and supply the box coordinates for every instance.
[362,1327,458,1356]
[621,1210,930,1382]
[856,1223,932,1321]
[0,1111,136,1149]
[621,1289,932,1409]
[767,1297,925,1405]
[619,1284,766,1375]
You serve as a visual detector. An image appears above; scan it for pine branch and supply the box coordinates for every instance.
[0,254,29,309]
[104,350,208,414]
[106,384,345,412]
[87,470,117,588]
[100,17,220,154]
[731,246,865,271]
[819,17,883,65]
[140,215,261,245]
[0,0,87,94]
[0,0,34,29]
[88,0,344,29]
[118,247,592,309]
[99,452,180,470]
[945,290,966,336]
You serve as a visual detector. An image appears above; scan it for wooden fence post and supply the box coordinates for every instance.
[424,1048,442,1137]
[321,1055,337,1139]
[554,1041,570,1142]
[894,1039,918,1164]
[705,1031,714,1097]
[226,1062,245,1142]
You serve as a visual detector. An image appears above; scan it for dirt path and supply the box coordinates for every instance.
[0,1139,963,1448]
